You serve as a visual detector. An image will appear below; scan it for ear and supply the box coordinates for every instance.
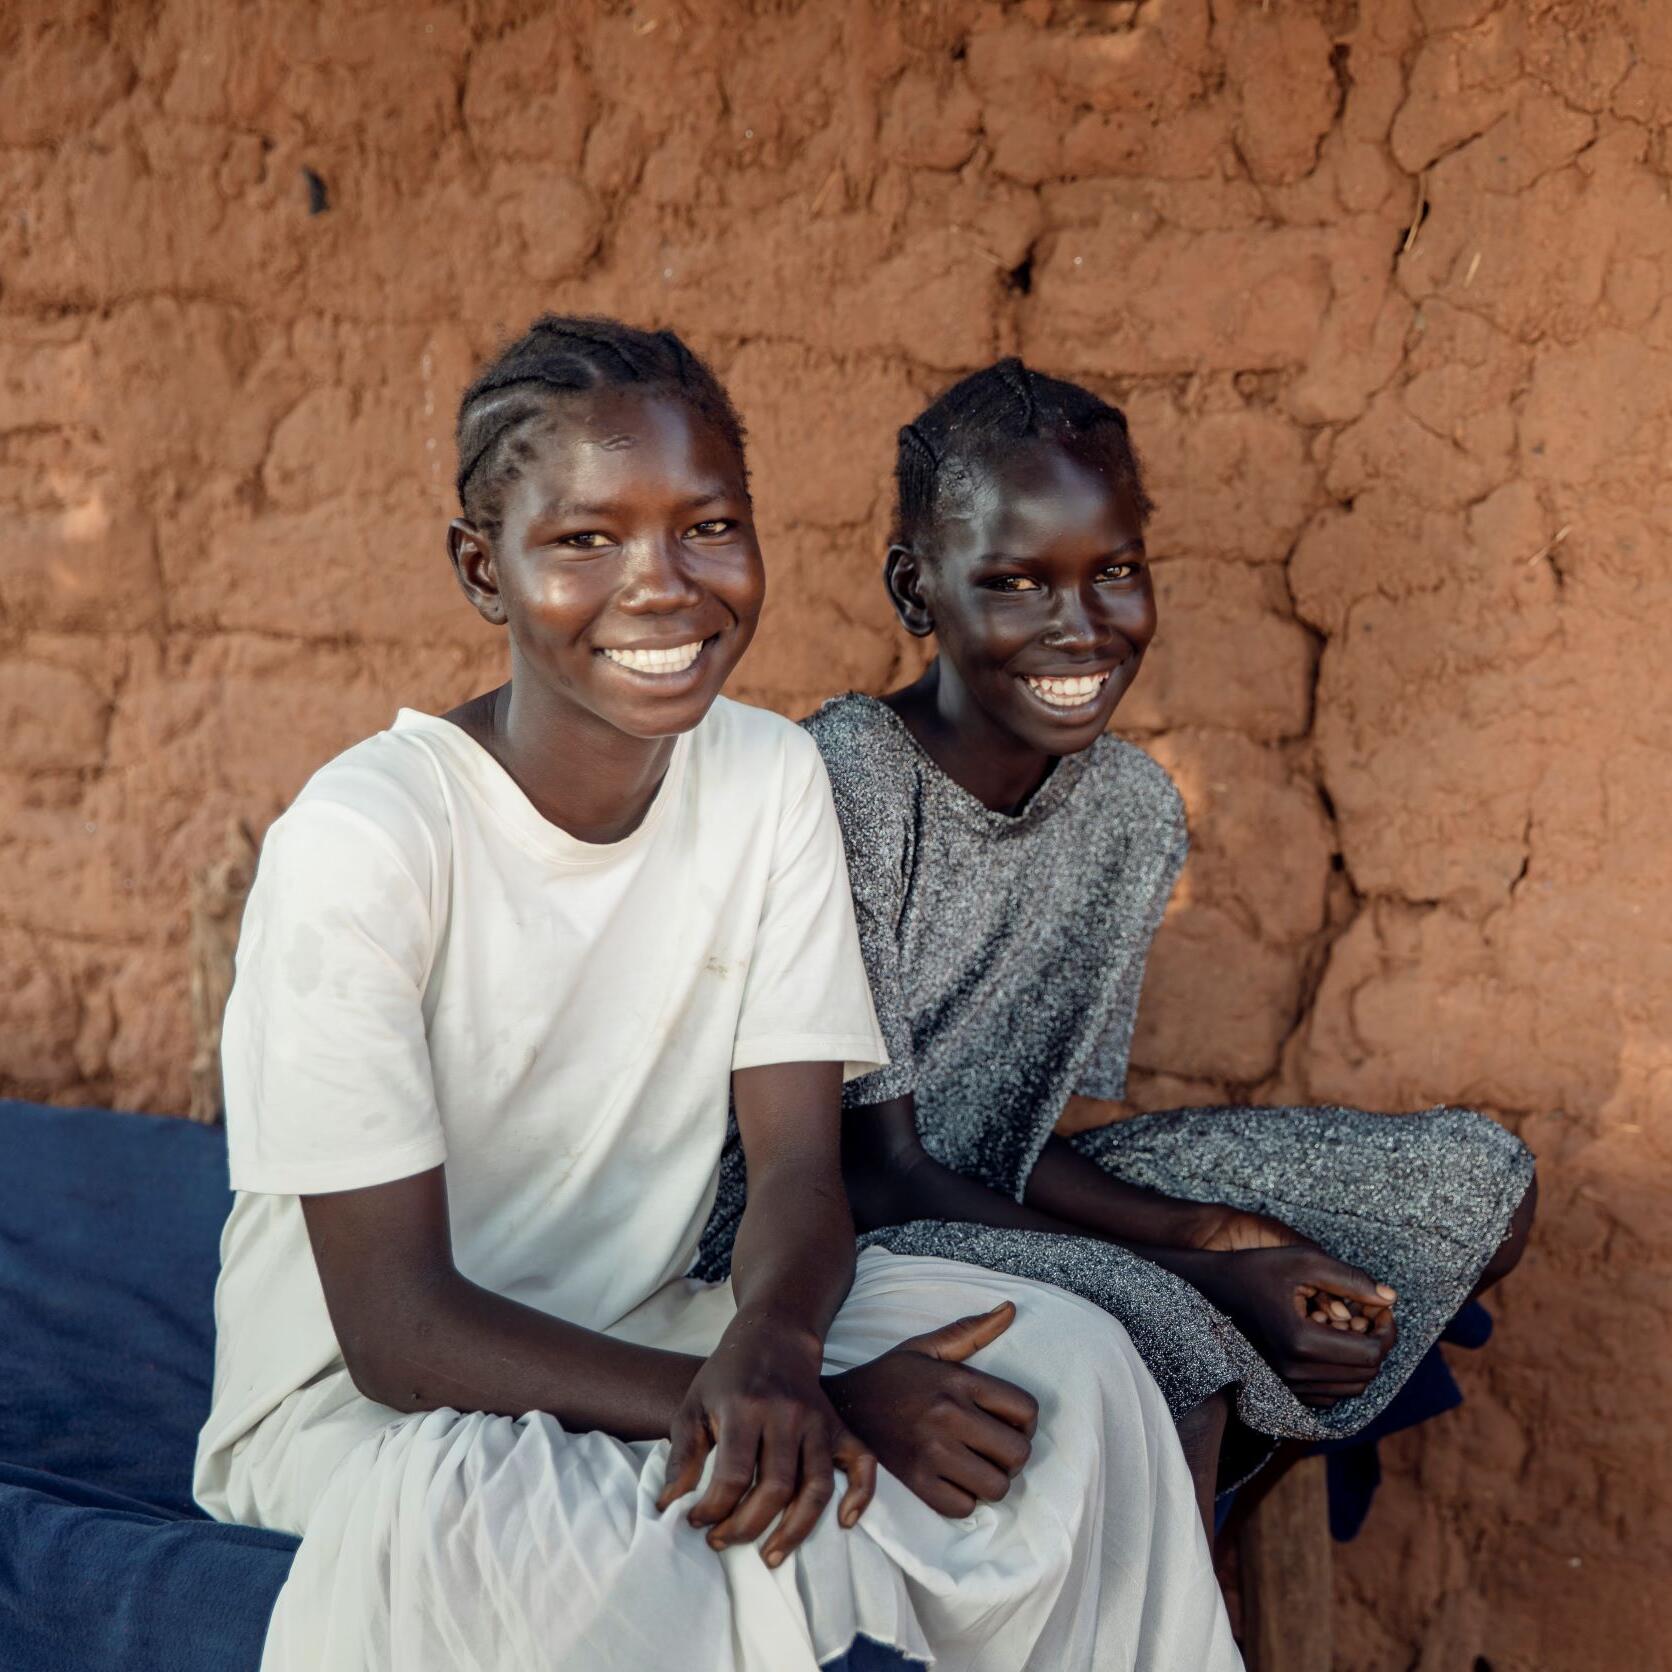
[448,519,508,626]
[884,544,935,638]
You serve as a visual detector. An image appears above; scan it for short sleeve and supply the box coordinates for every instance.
[1074,771,1190,1101]
[221,798,447,1195]
[810,727,918,1110]
[731,734,889,1081]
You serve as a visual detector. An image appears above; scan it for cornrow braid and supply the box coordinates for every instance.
[895,421,941,553]
[891,356,1152,549]
[995,356,1036,430]
[454,315,748,536]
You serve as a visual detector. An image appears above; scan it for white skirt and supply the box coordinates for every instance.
[227,1250,1240,1672]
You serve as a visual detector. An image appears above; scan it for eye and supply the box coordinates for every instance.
[556,531,613,550]
[981,574,1042,593]
[686,518,737,539]
[1097,561,1142,583]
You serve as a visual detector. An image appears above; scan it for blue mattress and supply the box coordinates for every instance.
[0,1100,295,1670]
[0,1101,920,1670]
[0,1097,1480,1668]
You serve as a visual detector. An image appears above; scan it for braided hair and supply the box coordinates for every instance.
[455,316,747,536]
[893,357,1152,551]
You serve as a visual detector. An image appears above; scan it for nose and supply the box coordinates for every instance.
[617,534,704,614]
[1040,585,1104,652]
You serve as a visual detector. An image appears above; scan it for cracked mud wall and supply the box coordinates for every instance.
[2,1,1667,1663]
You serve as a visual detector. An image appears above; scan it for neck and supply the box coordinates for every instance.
[473,663,679,844]
[886,660,1054,813]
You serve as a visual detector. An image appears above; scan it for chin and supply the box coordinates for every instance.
[989,693,1101,756]
[590,636,750,739]
[607,691,723,739]
[1033,717,1109,756]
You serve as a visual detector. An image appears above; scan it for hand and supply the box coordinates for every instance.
[823,1302,1038,1519]
[1185,1203,1309,1253]
[657,1319,877,1567]
[1187,1246,1398,1409]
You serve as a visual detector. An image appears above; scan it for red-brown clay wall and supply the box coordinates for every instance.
[2,2,1667,1663]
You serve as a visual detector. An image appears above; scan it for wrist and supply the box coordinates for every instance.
[1167,1200,1223,1250]
[722,1308,826,1368]
[819,1360,870,1425]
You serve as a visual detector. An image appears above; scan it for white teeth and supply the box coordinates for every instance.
[600,640,705,674]
[1023,672,1109,708]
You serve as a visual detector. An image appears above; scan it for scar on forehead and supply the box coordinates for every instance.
[598,432,640,452]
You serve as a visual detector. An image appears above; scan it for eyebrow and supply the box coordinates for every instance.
[528,486,740,521]
[975,536,1146,564]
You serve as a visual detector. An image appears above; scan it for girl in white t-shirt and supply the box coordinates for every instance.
[194,316,1241,1672]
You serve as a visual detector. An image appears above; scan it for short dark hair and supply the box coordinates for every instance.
[893,357,1152,549]
[454,315,747,535]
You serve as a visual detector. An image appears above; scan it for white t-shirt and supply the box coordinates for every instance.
[196,698,887,1504]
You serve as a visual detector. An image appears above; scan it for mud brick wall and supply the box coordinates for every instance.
[2,2,1666,1664]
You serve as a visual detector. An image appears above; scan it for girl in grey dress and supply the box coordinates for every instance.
[701,359,1535,1496]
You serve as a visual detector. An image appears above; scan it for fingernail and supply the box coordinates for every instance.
[765,1551,783,1569]
[1376,1284,1397,1300]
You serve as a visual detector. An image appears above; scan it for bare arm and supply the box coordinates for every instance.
[840,1095,1399,1405]
[841,1095,1204,1242]
[840,1096,1069,1234]
[301,1166,700,1440]
[725,1060,858,1352]
[1023,1133,1215,1246]
[657,1060,877,1561]
[303,1062,877,1564]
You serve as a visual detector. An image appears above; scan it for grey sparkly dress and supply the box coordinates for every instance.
[697,693,1534,1450]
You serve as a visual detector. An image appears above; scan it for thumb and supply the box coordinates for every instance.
[1301,1253,1397,1310]
[903,1301,1017,1363]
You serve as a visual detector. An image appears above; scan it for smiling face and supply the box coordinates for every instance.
[448,388,763,741]
[889,434,1157,757]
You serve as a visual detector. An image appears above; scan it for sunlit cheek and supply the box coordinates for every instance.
[712,550,766,621]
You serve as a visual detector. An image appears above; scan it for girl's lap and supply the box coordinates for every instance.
[831,1248,1155,1400]
[1069,1103,1533,1280]
[237,1251,1156,1542]
[254,1257,1223,1672]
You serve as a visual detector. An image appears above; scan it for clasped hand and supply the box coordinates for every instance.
[1184,1209,1399,1409]
[657,1317,873,1569]
[658,1302,1037,1564]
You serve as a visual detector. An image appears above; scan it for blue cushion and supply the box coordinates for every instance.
[0,1101,297,1669]
[0,1463,293,1672]
[0,1100,919,1671]
[0,1100,232,1511]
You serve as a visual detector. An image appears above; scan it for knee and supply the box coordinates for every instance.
[1481,1166,1537,1287]
[998,1281,1142,1399]
[1174,1391,1229,1462]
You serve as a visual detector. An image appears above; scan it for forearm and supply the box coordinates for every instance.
[729,1163,856,1351]
[850,1139,1083,1236]
[347,1268,701,1441]
[838,1106,1257,1315]
[1022,1135,1210,1247]
[842,1094,1082,1236]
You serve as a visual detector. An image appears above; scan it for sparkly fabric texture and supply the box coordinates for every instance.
[697,693,1534,1446]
